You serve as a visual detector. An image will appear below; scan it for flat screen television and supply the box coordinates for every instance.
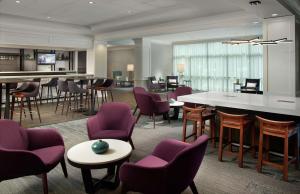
[37,53,56,64]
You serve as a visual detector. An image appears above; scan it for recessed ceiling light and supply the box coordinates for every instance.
[16,0,21,3]
[47,16,51,19]
[272,13,278,17]
[252,21,260,24]
[88,1,95,4]
[127,10,134,14]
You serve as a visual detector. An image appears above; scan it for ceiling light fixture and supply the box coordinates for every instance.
[88,1,95,5]
[249,0,261,6]
[272,13,278,17]
[252,21,260,24]
[47,16,51,19]
[223,37,292,45]
[16,0,21,3]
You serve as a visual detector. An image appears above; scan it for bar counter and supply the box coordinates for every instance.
[0,71,76,76]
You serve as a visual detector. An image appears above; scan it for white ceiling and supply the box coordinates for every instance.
[0,0,292,35]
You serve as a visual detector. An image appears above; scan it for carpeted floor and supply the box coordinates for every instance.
[1,116,300,194]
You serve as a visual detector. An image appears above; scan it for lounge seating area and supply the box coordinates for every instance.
[1,0,300,194]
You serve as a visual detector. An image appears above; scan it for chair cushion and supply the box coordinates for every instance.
[92,130,128,140]
[32,145,64,167]
[169,79,177,83]
[136,155,168,168]
[246,82,257,88]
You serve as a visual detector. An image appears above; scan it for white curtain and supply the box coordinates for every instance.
[173,41,263,92]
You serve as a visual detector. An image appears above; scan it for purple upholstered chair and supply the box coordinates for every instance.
[120,135,209,194]
[0,119,68,194]
[167,86,192,100]
[135,92,170,128]
[133,87,147,115]
[87,102,136,149]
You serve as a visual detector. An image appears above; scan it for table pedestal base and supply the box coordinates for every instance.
[81,166,120,194]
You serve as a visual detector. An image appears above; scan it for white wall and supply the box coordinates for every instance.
[107,47,135,79]
[263,16,296,96]
[150,42,172,79]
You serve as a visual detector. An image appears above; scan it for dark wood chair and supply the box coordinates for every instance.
[166,76,179,91]
[256,116,299,181]
[241,79,260,94]
[182,106,216,146]
[218,111,255,168]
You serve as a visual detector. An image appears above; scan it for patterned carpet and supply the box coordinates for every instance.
[1,116,300,194]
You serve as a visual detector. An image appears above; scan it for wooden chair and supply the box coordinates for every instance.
[11,82,41,125]
[218,111,255,168]
[182,106,216,146]
[256,116,299,181]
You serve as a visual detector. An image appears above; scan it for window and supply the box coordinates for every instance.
[173,41,263,92]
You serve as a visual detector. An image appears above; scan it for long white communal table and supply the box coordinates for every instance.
[178,91,300,117]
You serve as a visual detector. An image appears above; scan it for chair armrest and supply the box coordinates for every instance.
[0,148,45,180]
[154,100,170,113]
[119,162,167,193]
[152,139,189,162]
[167,92,176,100]
[27,128,64,150]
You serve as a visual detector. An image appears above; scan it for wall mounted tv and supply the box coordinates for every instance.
[37,53,56,64]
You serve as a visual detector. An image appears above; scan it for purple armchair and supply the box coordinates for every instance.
[133,87,147,115]
[135,92,170,128]
[167,86,192,100]
[87,102,136,149]
[0,120,67,194]
[120,135,209,194]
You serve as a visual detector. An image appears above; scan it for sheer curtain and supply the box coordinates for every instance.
[173,41,263,92]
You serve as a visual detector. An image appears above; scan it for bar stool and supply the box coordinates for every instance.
[256,116,299,181]
[218,111,255,168]
[182,106,216,145]
[95,79,114,103]
[55,80,69,114]
[40,77,58,104]
[66,81,90,115]
[92,78,105,106]
[11,82,41,125]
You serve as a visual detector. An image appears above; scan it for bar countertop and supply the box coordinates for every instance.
[0,71,77,76]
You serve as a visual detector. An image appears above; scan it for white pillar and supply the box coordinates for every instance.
[133,38,151,87]
[86,41,108,77]
[263,16,296,97]
[74,50,78,73]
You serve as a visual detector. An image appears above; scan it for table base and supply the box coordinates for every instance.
[81,166,120,194]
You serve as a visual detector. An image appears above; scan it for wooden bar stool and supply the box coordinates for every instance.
[256,116,299,181]
[11,82,41,125]
[218,111,255,168]
[182,106,216,146]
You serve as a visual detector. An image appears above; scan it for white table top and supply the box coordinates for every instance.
[169,101,184,107]
[178,91,300,117]
[0,73,95,83]
[67,139,132,165]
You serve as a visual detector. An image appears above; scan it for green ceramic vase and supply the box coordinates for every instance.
[91,140,109,154]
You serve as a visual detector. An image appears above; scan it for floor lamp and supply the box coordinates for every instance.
[177,64,185,84]
[127,64,134,81]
